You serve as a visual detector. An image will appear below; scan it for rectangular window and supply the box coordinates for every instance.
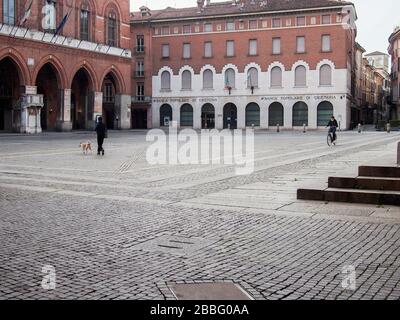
[272,18,281,28]
[162,44,170,58]
[249,39,257,56]
[136,61,144,77]
[322,35,331,52]
[272,37,281,54]
[3,0,16,25]
[80,10,89,41]
[204,23,212,32]
[249,20,258,29]
[44,0,57,30]
[296,16,306,26]
[183,43,191,59]
[183,25,191,33]
[161,26,170,35]
[226,21,235,31]
[204,41,212,58]
[103,83,114,103]
[322,14,331,24]
[239,21,244,29]
[136,35,144,52]
[296,36,306,53]
[226,40,235,57]
[136,83,145,101]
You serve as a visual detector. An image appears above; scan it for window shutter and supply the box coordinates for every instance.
[162,44,169,57]
[226,41,235,56]
[322,35,331,52]
[161,71,171,90]
[225,68,235,87]
[320,64,332,85]
[249,40,257,55]
[182,70,192,90]
[295,66,307,86]
[272,38,281,54]
[183,44,191,58]
[204,42,212,57]
[271,67,282,87]
[297,37,305,53]
[248,68,258,88]
[203,70,213,89]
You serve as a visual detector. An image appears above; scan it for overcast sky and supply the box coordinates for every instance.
[130,0,400,54]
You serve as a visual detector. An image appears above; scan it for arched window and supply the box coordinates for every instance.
[161,71,171,90]
[317,101,334,126]
[247,67,258,88]
[181,70,192,90]
[160,104,172,126]
[225,68,235,88]
[80,1,90,41]
[245,103,260,127]
[319,64,332,86]
[269,102,284,126]
[203,69,213,89]
[271,66,282,87]
[107,10,117,46]
[295,65,307,87]
[180,104,193,127]
[292,102,308,126]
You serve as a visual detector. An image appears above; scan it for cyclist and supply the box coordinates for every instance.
[327,116,339,144]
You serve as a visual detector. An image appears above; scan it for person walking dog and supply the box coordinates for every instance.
[95,117,107,156]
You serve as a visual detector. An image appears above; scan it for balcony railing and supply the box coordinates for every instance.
[135,46,145,54]
[132,96,151,104]
[134,70,145,78]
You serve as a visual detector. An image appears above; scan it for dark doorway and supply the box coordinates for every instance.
[160,104,172,127]
[71,69,91,130]
[0,58,20,132]
[201,104,215,129]
[102,73,117,130]
[36,63,59,131]
[132,108,147,129]
[223,103,237,129]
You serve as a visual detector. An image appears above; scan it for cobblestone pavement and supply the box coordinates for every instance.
[0,130,400,300]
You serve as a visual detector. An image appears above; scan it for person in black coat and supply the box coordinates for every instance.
[327,116,339,142]
[95,117,107,156]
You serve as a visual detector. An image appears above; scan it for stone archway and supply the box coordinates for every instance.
[35,63,62,131]
[223,103,237,129]
[71,68,95,130]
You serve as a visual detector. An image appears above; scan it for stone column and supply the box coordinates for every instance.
[193,100,202,130]
[115,94,132,129]
[56,89,72,131]
[87,91,103,130]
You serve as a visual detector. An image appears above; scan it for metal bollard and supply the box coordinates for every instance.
[358,123,362,133]
[303,123,306,133]
[387,123,391,133]
[277,124,280,133]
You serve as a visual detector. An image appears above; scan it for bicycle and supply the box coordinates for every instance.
[327,128,337,147]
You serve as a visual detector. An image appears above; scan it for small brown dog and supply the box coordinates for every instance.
[79,141,92,154]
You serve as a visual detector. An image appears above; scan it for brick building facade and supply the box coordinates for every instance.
[389,27,400,120]
[0,0,132,133]
[131,0,358,130]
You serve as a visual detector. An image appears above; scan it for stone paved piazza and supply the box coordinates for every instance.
[0,130,399,300]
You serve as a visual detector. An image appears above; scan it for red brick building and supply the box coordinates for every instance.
[0,0,132,133]
[389,27,400,120]
[131,0,358,130]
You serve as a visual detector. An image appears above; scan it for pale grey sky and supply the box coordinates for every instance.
[130,0,400,54]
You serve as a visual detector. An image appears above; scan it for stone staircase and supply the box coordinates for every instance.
[297,166,400,206]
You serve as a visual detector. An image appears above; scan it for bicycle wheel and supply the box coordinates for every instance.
[327,133,333,146]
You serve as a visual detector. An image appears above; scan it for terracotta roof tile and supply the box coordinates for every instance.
[131,0,354,22]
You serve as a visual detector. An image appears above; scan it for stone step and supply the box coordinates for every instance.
[359,166,400,178]
[297,188,400,206]
[328,176,400,191]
